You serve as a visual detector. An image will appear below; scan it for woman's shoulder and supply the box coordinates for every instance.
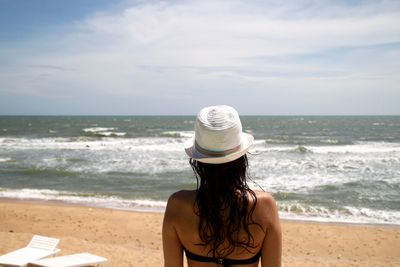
[254,190,277,206]
[168,190,196,204]
[164,190,197,226]
[252,190,280,225]
[165,190,196,213]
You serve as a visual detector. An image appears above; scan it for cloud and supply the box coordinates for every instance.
[0,0,399,114]
[76,0,400,63]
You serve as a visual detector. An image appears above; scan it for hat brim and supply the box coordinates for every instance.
[184,133,254,164]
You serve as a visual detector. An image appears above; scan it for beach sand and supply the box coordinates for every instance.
[0,200,399,267]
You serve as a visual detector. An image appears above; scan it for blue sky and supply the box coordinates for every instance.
[0,0,399,115]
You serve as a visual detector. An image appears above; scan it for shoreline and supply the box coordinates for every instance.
[1,196,399,229]
[1,199,400,266]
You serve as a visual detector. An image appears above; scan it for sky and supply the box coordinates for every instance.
[0,0,399,115]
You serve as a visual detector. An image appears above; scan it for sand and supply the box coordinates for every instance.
[0,199,399,267]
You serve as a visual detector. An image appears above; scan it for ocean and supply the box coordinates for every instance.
[0,116,399,225]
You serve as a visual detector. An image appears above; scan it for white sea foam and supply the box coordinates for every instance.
[2,137,399,177]
[162,131,194,138]
[319,139,339,144]
[313,142,400,154]
[0,136,190,174]
[249,141,400,192]
[1,133,399,224]
[1,187,397,224]
[0,188,167,212]
[251,141,400,155]
[0,157,12,163]
[0,137,183,151]
[0,136,190,173]
[82,126,127,137]
[253,139,266,146]
[82,127,116,133]
[278,202,400,224]
[96,131,126,137]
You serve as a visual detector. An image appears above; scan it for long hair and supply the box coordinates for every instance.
[189,154,261,257]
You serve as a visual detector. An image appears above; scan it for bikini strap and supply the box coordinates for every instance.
[184,248,261,266]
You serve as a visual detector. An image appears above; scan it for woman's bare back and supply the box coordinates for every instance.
[163,189,281,267]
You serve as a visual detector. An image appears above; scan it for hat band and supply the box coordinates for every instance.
[195,141,242,157]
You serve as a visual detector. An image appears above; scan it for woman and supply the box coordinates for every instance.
[163,105,281,267]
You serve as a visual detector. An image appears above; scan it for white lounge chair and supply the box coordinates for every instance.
[0,235,60,267]
[29,253,107,267]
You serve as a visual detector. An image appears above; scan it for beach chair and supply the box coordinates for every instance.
[0,235,60,267]
[29,253,107,267]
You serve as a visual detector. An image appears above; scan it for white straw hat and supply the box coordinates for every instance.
[184,105,254,164]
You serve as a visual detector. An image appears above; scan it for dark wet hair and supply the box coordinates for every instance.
[189,154,261,257]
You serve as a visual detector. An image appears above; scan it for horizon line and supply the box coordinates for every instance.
[1,114,400,117]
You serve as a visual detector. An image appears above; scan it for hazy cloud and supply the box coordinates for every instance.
[0,0,399,114]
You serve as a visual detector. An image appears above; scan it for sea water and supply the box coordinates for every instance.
[0,116,399,224]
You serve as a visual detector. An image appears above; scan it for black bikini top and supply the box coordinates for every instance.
[184,248,261,267]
